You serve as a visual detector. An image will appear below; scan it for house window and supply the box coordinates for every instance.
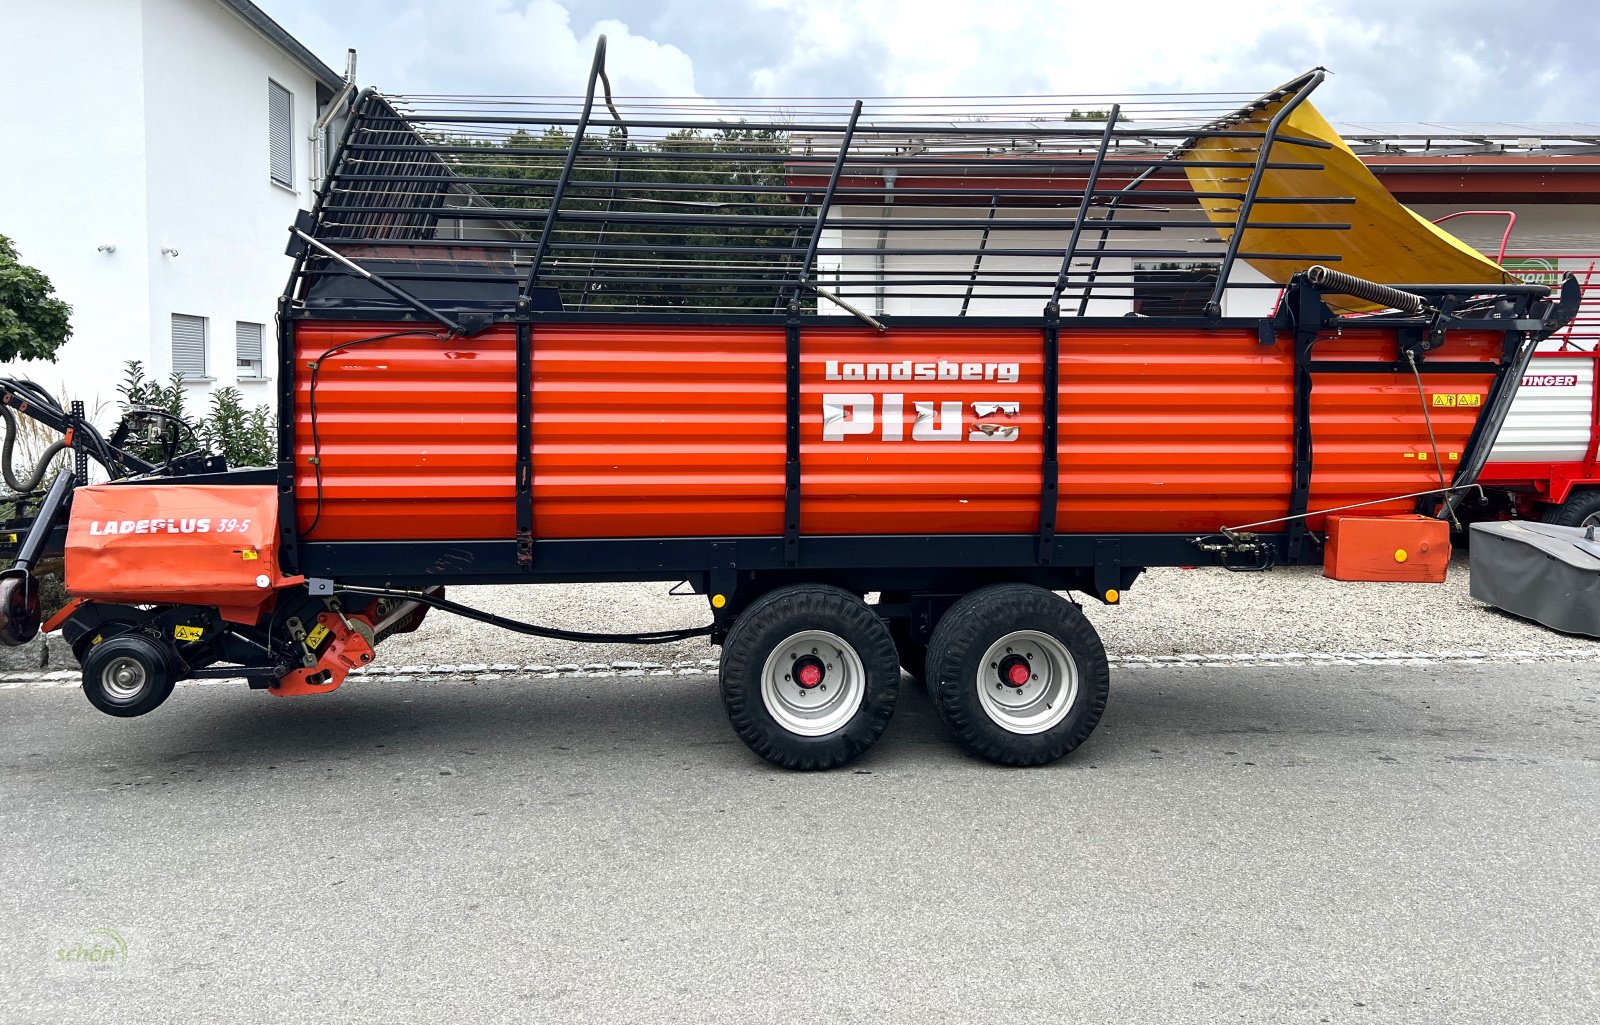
[1132,261,1220,317]
[171,314,208,380]
[268,79,293,189]
[236,321,265,379]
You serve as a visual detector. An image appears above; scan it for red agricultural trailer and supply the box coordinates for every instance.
[0,42,1578,769]
[1481,253,1600,526]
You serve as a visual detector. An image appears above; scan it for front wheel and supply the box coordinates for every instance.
[81,634,178,718]
[719,584,899,770]
[926,584,1109,767]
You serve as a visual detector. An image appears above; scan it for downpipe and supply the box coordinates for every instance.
[309,49,358,195]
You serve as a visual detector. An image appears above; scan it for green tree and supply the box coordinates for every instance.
[448,123,809,310]
[0,234,72,362]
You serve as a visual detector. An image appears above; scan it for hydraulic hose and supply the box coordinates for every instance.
[1,406,65,493]
[337,585,714,645]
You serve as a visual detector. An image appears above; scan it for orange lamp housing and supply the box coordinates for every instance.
[1323,514,1452,583]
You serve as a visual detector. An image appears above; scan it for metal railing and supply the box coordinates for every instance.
[294,38,1358,319]
[1504,253,1600,351]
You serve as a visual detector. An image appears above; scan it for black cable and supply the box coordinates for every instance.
[337,585,713,644]
[302,330,451,538]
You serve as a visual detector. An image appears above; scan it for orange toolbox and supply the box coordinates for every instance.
[1323,514,1452,583]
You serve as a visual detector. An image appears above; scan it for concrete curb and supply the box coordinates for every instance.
[4,648,1598,690]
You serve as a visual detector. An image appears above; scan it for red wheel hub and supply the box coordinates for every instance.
[796,660,824,689]
[999,655,1031,688]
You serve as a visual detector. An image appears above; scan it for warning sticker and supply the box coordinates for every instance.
[1456,393,1482,407]
[1431,394,1457,407]
[173,625,204,642]
[306,624,331,648]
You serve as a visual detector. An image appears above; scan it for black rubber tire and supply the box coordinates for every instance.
[1543,490,1600,528]
[720,584,899,771]
[81,634,178,718]
[925,584,1110,767]
[0,574,41,646]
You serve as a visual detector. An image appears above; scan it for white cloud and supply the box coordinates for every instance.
[264,0,1600,121]
[269,0,697,97]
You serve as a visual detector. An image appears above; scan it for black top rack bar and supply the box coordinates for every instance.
[286,44,1427,319]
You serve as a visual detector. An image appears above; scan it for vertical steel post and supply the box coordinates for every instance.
[1203,72,1323,316]
[959,195,1000,317]
[789,100,864,305]
[1050,105,1121,307]
[524,36,609,294]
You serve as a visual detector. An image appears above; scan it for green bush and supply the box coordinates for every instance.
[117,361,275,468]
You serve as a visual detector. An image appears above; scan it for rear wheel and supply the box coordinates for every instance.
[926,584,1109,767]
[81,634,178,718]
[720,584,899,770]
[1544,489,1600,529]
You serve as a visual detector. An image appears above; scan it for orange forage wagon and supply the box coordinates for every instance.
[0,39,1576,769]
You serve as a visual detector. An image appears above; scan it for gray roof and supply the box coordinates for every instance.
[215,0,344,91]
[1333,122,1600,156]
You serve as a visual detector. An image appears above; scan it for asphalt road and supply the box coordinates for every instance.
[2,662,1596,1024]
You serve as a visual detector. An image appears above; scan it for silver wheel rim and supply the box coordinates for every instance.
[759,630,867,737]
[100,656,148,703]
[975,630,1079,735]
[1583,510,1600,529]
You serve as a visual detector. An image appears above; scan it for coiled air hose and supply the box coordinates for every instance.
[1307,265,1429,315]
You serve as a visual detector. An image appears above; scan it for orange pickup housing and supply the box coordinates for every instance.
[64,484,295,622]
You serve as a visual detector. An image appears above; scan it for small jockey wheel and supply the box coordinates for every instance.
[80,634,178,717]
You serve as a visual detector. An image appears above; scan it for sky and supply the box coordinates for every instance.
[265,0,1600,123]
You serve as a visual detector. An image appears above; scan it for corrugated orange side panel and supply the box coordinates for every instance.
[531,324,786,539]
[1057,327,1292,533]
[801,326,1045,534]
[294,322,517,540]
[290,319,1506,543]
[1304,328,1500,530]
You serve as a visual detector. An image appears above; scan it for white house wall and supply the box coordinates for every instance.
[0,0,153,414]
[822,204,1272,319]
[0,0,337,421]
[140,0,324,404]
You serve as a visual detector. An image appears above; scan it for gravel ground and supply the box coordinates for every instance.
[6,553,1594,675]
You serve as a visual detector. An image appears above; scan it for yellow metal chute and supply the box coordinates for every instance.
[1183,89,1512,299]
